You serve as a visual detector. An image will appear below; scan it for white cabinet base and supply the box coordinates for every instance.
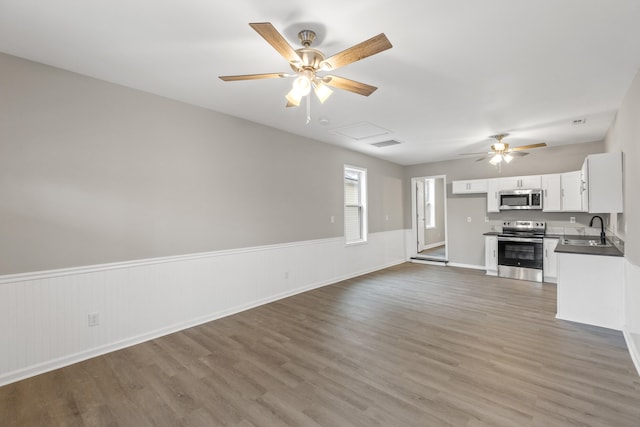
[485,235,498,276]
[556,253,623,330]
[543,238,559,283]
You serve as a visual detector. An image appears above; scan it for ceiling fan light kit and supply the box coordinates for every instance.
[461,133,547,167]
[219,22,392,121]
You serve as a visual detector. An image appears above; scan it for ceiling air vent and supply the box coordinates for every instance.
[371,140,402,148]
[571,118,586,125]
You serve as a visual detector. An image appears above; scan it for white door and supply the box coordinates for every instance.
[416,180,425,252]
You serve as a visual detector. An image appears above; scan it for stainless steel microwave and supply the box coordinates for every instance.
[499,189,543,210]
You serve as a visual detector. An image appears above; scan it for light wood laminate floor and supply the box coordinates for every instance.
[1,263,639,426]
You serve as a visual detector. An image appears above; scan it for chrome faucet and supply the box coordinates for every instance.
[589,215,606,244]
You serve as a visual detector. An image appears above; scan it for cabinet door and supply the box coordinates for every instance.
[585,152,623,213]
[560,171,583,212]
[500,175,541,189]
[452,179,487,194]
[451,181,468,194]
[520,175,541,188]
[486,178,500,212]
[467,179,488,193]
[499,176,521,190]
[485,236,498,275]
[543,238,559,283]
[541,174,561,212]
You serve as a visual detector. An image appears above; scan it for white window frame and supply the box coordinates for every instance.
[344,165,368,245]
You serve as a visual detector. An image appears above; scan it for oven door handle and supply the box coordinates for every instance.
[498,237,543,243]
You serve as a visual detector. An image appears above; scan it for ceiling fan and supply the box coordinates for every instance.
[219,23,392,109]
[463,133,547,165]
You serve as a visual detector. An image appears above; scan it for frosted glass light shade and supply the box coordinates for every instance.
[314,82,333,103]
[285,88,302,106]
[490,154,503,165]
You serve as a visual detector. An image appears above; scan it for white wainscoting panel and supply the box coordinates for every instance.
[623,259,640,376]
[0,230,407,386]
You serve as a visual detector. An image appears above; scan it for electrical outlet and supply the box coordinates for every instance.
[467,217,472,223]
[284,271,289,280]
[330,215,335,224]
[88,312,100,327]
[570,217,576,223]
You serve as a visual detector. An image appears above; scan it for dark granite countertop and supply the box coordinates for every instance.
[554,235,624,257]
[483,232,624,257]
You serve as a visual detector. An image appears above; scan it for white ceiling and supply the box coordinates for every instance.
[2,0,640,165]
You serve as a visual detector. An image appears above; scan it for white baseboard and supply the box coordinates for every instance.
[447,262,486,270]
[410,259,446,266]
[0,230,407,386]
[624,259,640,377]
[623,330,640,377]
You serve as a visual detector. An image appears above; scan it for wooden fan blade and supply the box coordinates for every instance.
[476,156,491,162]
[321,33,392,70]
[460,151,492,156]
[249,23,301,64]
[509,142,547,152]
[219,73,286,81]
[322,75,377,96]
[511,151,529,156]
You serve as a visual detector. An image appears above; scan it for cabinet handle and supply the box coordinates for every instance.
[545,249,548,257]
[493,250,496,258]
[544,189,547,197]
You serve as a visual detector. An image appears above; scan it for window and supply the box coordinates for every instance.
[425,178,435,229]
[344,165,367,244]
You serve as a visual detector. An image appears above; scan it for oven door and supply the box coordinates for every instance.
[497,237,543,270]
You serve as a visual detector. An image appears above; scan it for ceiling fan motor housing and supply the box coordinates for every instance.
[290,30,326,71]
[297,30,316,47]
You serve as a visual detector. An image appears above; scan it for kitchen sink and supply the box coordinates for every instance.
[562,238,612,247]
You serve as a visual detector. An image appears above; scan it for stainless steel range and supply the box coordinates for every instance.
[498,220,546,282]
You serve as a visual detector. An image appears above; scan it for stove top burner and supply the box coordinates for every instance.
[501,220,546,235]
[499,231,544,236]
[498,231,545,239]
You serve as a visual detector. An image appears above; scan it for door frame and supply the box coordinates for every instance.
[416,179,425,252]
[410,175,448,259]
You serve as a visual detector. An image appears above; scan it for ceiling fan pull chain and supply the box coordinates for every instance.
[306,94,311,124]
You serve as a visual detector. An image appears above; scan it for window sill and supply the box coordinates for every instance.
[345,239,368,247]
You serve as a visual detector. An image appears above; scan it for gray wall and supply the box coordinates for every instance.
[0,53,405,275]
[404,141,606,266]
[0,49,630,274]
[605,69,640,266]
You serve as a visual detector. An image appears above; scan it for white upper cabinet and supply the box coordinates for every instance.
[560,170,585,212]
[486,178,500,213]
[537,172,585,212]
[452,179,488,194]
[541,174,562,212]
[582,152,623,213]
[499,175,541,190]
